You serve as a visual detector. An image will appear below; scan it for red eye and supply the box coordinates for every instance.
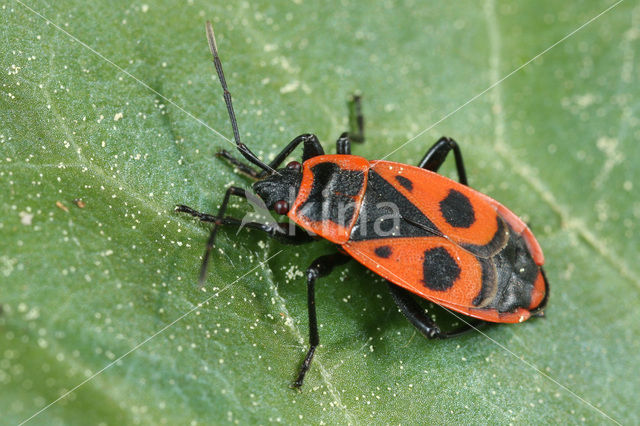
[274,200,289,215]
[286,161,302,172]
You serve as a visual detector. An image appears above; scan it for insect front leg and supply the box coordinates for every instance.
[217,133,325,179]
[176,205,314,245]
[387,283,485,338]
[215,150,264,179]
[418,137,468,185]
[293,253,351,389]
[176,186,249,285]
[177,185,313,285]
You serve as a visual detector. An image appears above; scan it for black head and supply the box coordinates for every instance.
[252,162,303,214]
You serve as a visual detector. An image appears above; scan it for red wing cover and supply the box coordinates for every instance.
[343,161,546,323]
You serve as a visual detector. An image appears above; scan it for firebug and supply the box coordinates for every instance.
[177,22,549,388]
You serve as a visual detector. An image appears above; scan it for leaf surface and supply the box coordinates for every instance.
[1,1,638,424]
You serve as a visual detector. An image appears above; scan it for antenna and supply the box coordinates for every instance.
[205,21,275,174]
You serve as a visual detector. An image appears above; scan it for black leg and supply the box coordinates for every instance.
[175,204,315,245]
[418,137,468,185]
[387,283,484,339]
[176,185,313,285]
[293,253,351,389]
[348,94,364,143]
[336,132,351,155]
[215,150,263,179]
[336,95,364,154]
[176,186,248,285]
[217,133,324,179]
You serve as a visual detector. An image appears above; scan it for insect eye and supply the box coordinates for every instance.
[274,200,290,215]
[286,161,302,172]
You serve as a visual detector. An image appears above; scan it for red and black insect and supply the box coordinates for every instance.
[177,22,549,388]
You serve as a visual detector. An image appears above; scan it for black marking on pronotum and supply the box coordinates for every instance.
[440,189,475,228]
[394,175,413,192]
[297,162,365,227]
[422,247,460,291]
[374,245,392,258]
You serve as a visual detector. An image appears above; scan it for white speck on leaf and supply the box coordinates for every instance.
[280,80,300,94]
[0,256,18,277]
[19,211,33,225]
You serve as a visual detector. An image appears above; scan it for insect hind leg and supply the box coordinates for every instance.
[387,283,485,338]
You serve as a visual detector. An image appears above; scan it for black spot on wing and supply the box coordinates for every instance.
[394,175,413,191]
[422,247,460,291]
[440,189,475,228]
[374,245,392,258]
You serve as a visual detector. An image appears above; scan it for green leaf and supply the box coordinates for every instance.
[2,0,638,424]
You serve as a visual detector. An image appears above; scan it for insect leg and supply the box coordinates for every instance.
[215,150,263,179]
[336,95,364,154]
[272,133,325,164]
[417,137,468,185]
[387,283,484,338]
[294,253,351,388]
[217,133,324,179]
[336,132,351,154]
[176,204,315,245]
[348,94,365,143]
[176,186,248,286]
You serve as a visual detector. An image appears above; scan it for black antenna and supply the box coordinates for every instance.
[205,21,275,174]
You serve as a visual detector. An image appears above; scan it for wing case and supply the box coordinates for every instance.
[343,161,546,323]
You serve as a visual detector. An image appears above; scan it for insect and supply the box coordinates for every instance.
[177,22,549,388]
